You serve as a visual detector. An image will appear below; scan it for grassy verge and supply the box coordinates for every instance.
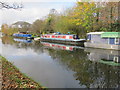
[0,56,45,89]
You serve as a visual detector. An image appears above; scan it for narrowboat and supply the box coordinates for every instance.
[13,32,33,39]
[84,32,120,50]
[40,32,86,46]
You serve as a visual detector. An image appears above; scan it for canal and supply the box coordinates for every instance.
[0,36,120,88]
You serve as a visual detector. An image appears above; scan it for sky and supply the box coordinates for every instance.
[0,0,76,27]
[0,0,119,27]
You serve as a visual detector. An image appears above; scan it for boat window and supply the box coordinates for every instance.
[113,56,119,63]
[73,35,79,39]
[87,34,91,41]
[115,38,119,44]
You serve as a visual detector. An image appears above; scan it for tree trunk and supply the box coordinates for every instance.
[110,7,113,31]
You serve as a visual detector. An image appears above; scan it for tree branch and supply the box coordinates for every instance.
[0,2,23,9]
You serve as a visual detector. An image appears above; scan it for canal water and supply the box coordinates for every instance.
[1,36,120,88]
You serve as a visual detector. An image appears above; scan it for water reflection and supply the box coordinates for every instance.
[1,36,120,88]
[41,41,84,51]
[13,38,32,43]
[85,48,120,65]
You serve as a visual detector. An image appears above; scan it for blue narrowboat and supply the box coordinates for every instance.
[13,33,32,39]
[84,32,120,50]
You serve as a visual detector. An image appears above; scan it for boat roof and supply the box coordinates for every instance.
[44,34,75,35]
[87,32,120,38]
[101,32,120,38]
[87,32,104,35]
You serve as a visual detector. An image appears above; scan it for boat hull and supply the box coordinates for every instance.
[84,42,120,50]
[40,38,86,46]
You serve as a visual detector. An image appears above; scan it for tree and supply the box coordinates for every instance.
[95,2,119,32]
[44,9,58,33]
[105,2,119,31]
[72,2,97,33]
[1,24,9,35]
[30,19,45,35]
[1,24,18,35]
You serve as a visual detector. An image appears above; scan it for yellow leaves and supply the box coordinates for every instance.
[76,23,81,26]
[91,2,95,6]
[77,2,83,5]
[79,6,83,10]
[85,8,89,12]
[83,3,88,6]
[69,1,97,30]
[75,2,96,15]
[73,13,80,17]
[87,30,89,33]
[75,19,80,22]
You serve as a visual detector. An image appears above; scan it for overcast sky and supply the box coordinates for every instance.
[0,0,77,27]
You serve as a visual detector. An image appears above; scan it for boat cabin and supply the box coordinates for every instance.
[41,32,80,40]
[85,32,120,50]
[87,32,120,45]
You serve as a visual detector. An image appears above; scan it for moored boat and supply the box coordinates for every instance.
[40,32,86,46]
[84,32,120,50]
[13,32,33,39]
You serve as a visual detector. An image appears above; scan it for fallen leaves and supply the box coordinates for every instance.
[1,57,44,89]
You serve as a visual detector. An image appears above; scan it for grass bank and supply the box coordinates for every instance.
[0,56,45,89]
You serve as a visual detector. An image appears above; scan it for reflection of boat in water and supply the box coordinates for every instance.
[99,60,120,66]
[85,48,120,66]
[41,41,84,51]
[13,38,32,43]
[40,32,86,46]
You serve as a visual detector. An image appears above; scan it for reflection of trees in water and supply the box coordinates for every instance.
[2,36,120,88]
[45,47,120,88]
[1,36,44,54]
[73,62,120,88]
[18,41,44,54]
[2,36,15,45]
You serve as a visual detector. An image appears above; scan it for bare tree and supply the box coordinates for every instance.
[0,2,23,9]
